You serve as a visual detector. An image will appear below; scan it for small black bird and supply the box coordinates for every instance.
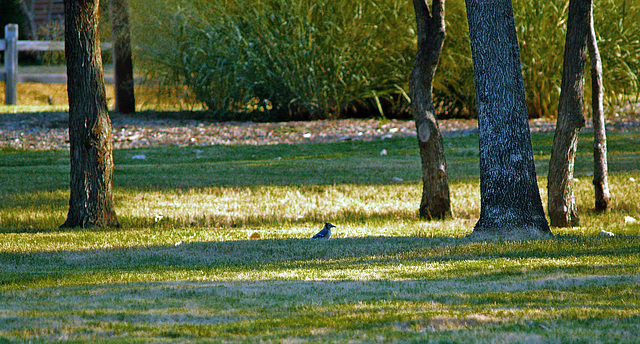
[312,222,335,239]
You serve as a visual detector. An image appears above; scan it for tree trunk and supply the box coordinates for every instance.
[410,0,451,220]
[465,0,551,238]
[588,8,611,212]
[547,0,591,227]
[61,0,120,228]
[109,0,136,113]
[19,0,38,39]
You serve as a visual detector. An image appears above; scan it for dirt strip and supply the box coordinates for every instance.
[1,111,639,151]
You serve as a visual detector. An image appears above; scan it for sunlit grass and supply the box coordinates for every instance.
[1,235,638,342]
[2,238,639,285]
[1,130,639,343]
[0,80,202,111]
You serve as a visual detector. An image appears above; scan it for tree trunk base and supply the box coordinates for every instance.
[467,227,554,241]
[60,212,120,229]
[594,182,611,212]
[549,206,580,227]
[419,196,451,220]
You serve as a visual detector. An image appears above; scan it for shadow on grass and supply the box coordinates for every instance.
[2,277,639,343]
[2,232,639,342]
[2,234,638,287]
[0,206,425,234]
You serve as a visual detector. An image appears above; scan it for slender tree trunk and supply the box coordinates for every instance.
[19,1,38,39]
[410,0,451,220]
[465,0,551,238]
[547,0,591,227]
[588,8,611,212]
[109,0,136,113]
[61,0,120,228]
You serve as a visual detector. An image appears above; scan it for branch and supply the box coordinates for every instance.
[413,0,432,30]
[432,0,446,27]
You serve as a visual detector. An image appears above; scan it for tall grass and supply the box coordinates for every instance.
[130,0,415,120]
[439,0,640,118]
[129,0,640,119]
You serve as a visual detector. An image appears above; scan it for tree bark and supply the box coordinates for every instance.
[588,7,610,212]
[61,0,120,228]
[465,0,551,238]
[19,0,38,39]
[547,0,591,227]
[109,0,136,113]
[410,0,451,220]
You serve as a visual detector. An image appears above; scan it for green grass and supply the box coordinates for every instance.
[1,129,640,343]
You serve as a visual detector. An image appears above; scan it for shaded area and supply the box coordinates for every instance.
[2,235,639,286]
[1,131,639,232]
[1,131,638,194]
[1,235,639,342]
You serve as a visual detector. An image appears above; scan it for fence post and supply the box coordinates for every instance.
[4,24,18,105]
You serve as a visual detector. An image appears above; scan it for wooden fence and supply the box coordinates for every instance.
[1,24,113,105]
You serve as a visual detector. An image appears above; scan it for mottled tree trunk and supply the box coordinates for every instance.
[109,0,136,113]
[588,8,611,212]
[465,0,551,237]
[410,0,451,220]
[61,0,120,228]
[547,0,591,227]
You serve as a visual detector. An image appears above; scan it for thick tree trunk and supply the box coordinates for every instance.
[410,0,451,220]
[547,0,591,227]
[465,0,551,238]
[109,0,136,113]
[61,0,120,228]
[588,8,611,212]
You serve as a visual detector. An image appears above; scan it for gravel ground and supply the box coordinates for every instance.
[1,111,640,151]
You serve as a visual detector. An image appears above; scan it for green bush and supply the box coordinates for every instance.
[131,0,415,119]
[131,0,640,119]
[0,0,26,61]
[438,0,640,118]
[595,0,640,106]
[438,1,571,118]
[0,0,26,37]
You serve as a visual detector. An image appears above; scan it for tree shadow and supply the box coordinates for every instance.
[2,234,638,287]
[2,235,638,344]
[5,276,637,343]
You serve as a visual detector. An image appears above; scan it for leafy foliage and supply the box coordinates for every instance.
[130,0,640,119]
[131,0,415,120]
[440,0,640,118]
[0,0,26,38]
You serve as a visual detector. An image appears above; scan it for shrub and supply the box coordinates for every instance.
[131,0,415,120]
[595,0,640,107]
[0,0,26,37]
[131,0,640,119]
[437,0,640,119]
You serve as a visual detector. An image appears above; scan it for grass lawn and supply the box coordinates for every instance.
[1,125,639,343]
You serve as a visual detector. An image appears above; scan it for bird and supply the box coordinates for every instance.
[312,222,336,239]
[598,230,615,237]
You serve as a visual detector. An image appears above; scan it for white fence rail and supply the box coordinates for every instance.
[1,24,112,105]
